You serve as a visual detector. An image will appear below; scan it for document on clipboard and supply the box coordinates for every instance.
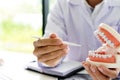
[25,60,84,78]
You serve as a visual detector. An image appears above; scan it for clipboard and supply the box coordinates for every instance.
[58,73,92,80]
[25,60,84,78]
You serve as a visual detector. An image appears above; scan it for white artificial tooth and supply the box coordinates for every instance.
[102,55,107,58]
[98,54,102,58]
[101,32,104,37]
[88,52,93,56]
[110,42,114,47]
[89,50,94,54]
[89,51,92,53]
[106,40,111,45]
[99,32,101,35]
[102,35,105,39]
[98,31,101,34]
[107,54,112,58]
[92,53,95,57]
[97,31,99,35]
[104,37,108,42]
[89,52,93,56]
[95,54,99,57]
[111,42,114,47]
[99,32,103,36]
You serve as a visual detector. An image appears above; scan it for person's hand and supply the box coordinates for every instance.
[82,61,120,80]
[33,33,69,67]
[0,58,4,66]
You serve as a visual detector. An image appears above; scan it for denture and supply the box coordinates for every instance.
[87,23,120,68]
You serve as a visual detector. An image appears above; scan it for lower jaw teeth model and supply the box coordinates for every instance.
[86,23,120,68]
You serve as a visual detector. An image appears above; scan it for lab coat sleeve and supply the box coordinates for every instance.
[43,0,68,41]
[39,0,68,67]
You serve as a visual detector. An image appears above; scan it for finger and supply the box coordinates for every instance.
[49,33,63,45]
[98,65,119,79]
[33,38,62,47]
[90,65,108,80]
[38,47,68,62]
[82,61,98,80]
[43,54,63,67]
[33,44,67,56]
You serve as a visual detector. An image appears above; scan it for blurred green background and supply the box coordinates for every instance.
[0,0,56,53]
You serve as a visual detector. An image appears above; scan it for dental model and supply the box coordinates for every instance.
[87,23,120,68]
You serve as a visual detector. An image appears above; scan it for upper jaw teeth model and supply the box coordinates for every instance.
[87,23,120,68]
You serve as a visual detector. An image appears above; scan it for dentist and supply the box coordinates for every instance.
[33,0,120,80]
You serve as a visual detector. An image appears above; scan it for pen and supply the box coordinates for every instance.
[32,36,81,47]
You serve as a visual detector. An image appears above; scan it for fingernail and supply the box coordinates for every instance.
[98,67,103,72]
[82,64,89,70]
[60,44,66,48]
[85,66,89,70]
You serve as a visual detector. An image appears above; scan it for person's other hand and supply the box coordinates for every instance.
[33,33,69,67]
[82,61,120,80]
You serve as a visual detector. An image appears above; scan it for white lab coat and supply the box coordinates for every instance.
[44,0,120,61]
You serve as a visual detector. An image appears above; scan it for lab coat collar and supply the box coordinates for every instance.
[68,0,83,5]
